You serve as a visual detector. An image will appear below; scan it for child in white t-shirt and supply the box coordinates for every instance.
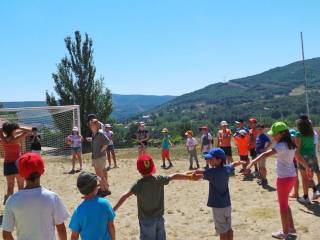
[2,153,69,240]
[185,130,199,170]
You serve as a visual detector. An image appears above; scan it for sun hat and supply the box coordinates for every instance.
[249,118,257,124]
[77,172,100,195]
[19,153,45,179]
[136,154,156,175]
[220,121,228,126]
[105,124,112,128]
[239,129,247,136]
[204,148,226,161]
[72,126,79,132]
[185,130,193,136]
[235,119,244,124]
[267,122,289,136]
[162,128,169,133]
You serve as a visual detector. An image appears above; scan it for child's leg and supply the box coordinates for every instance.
[299,169,310,198]
[194,150,200,167]
[106,148,111,167]
[111,149,118,167]
[188,150,193,168]
[6,175,15,196]
[287,206,295,231]
[161,150,166,166]
[156,216,166,240]
[71,152,76,171]
[139,218,157,240]
[16,174,24,190]
[77,152,83,170]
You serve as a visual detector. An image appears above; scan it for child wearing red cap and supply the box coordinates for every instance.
[2,153,69,240]
[113,154,201,240]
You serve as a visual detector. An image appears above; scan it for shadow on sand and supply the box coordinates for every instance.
[298,201,320,217]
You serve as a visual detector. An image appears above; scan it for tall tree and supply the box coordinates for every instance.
[46,31,113,136]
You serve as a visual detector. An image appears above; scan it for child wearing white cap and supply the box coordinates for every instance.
[66,126,84,174]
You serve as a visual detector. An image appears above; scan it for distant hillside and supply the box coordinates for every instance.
[146,57,320,128]
[1,95,175,120]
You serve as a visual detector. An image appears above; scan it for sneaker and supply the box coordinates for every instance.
[298,197,311,204]
[261,179,268,187]
[161,164,166,169]
[168,163,173,168]
[189,166,193,170]
[68,169,76,174]
[253,170,260,177]
[312,191,320,200]
[272,230,289,239]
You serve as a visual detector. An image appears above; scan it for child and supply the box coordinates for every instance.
[195,148,244,240]
[2,153,69,240]
[161,128,173,169]
[289,129,300,198]
[295,115,320,203]
[217,121,234,164]
[185,130,200,169]
[113,154,200,240]
[0,122,31,204]
[69,172,116,240]
[234,129,250,172]
[255,124,272,186]
[246,122,312,239]
[66,127,83,173]
[88,119,111,197]
[200,125,213,153]
[29,127,41,155]
[248,118,259,176]
[105,124,118,169]
[135,122,150,156]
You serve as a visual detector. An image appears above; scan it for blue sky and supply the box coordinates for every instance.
[0,0,319,101]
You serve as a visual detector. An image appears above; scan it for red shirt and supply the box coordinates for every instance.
[1,141,21,162]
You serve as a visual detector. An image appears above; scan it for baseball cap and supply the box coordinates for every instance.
[77,172,100,195]
[136,154,156,175]
[185,130,193,136]
[19,153,45,179]
[239,130,247,136]
[249,118,257,124]
[72,126,79,132]
[289,128,297,137]
[87,113,97,122]
[267,122,288,136]
[139,122,145,126]
[162,128,169,133]
[235,119,244,124]
[199,125,209,131]
[204,148,226,161]
[105,124,112,128]
[220,121,228,126]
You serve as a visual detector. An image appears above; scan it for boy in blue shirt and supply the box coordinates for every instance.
[196,148,244,240]
[69,172,115,240]
[255,124,272,186]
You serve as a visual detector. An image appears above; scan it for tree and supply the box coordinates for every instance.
[46,31,113,136]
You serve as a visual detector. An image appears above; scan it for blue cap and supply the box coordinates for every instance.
[289,128,297,137]
[203,148,226,161]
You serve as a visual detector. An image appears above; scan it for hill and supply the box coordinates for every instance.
[2,95,175,120]
[145,57,320,130]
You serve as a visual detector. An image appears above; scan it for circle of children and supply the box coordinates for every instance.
[0,113,319,240]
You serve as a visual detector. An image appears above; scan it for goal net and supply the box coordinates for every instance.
[0,105,81,158]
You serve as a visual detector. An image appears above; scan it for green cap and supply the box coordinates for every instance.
[267,122,288,136]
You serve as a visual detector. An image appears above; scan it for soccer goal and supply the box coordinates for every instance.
[0,105,81,157]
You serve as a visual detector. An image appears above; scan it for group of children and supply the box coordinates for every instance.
[1,115,320,240]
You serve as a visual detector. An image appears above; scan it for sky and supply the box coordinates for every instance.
[0,0,319,101]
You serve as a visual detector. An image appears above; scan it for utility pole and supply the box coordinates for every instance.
[300,32,310,117]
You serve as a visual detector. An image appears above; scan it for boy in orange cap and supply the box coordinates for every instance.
[113,154,201,240]
[2,153,69,240]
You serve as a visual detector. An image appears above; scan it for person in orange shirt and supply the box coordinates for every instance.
[249,118,259,176]
[234,130,250,172]
[217,121,234,164]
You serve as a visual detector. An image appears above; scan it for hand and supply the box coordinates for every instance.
[86,137,92,142]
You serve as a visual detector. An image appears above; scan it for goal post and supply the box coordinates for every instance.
[0,105,81,158]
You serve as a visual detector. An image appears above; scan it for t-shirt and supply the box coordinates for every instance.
[136,130,149,146]
[314,130,319,145]
[130,175,170,220]
[30,135,41,151]
[186,137,197,151]
[203,164,234,208]
[69,197,115,240]
[218,129,232,147]
[91,132,109,159]
[249,128,258,149]
[234,135,249,156]
[296,132,315,156]
[234,127,249,136]
[105,131,114,145]
[256,133,271,155]
[201,133,213,146]
[2,187,69,240]
[162,135,171,150]
[68,134,82,148]
[274,142,296,178]
[1,141,21,162]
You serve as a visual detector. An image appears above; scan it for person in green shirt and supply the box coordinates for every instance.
[113,154,201,240]
[161,128,173,169]
[296,115,320,204]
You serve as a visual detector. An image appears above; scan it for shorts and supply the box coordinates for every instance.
[92,156,107,170]
[221,147,232,157]
[202,144,212,153]
[4,161,19,176]
[71,147,81,154]
[298,155,320,173]
[162,149,170,159]
[250,149,257,159]
[258,159,266,168]
[31,150,41,155]
[107,145,114,151]
[139,216,166,240]
[212,207,232,234]
[240,155,249,161]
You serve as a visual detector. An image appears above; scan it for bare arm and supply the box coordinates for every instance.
[3,231,14,240]
[56,223,67,240]
[108,221,116,240]
[231,160,248,168]
[101,144,108,152]
[113,191,133,211]
[0,128,5,141]
[15,127,31,141]
[169,172,203,181]
[247,149,276,169]
[294,138,312,171]
[70,231,80,240]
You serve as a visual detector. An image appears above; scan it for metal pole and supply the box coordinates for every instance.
[300,32,310,117]
[77,105,81,135]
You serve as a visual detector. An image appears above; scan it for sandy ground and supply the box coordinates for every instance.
[0,148,319,240]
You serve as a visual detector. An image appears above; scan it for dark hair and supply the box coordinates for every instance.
[32,127,38,131]
[26,172,41,182]
[78,181,98,195]
[278,129,296,150]
[256,124,265,129]
[296,118,314,137]
[2,122,19,137]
